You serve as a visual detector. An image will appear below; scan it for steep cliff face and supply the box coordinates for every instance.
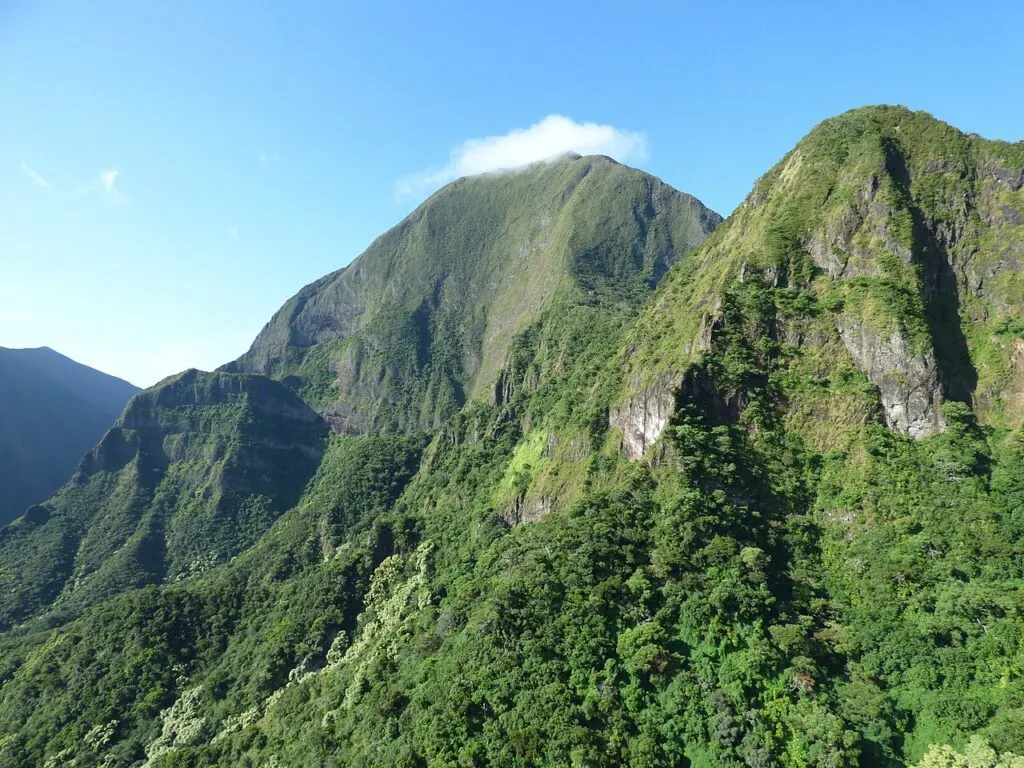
[614,106,1024,456]
[609,373,678,460]
[226,155,721,434]
[0,370,327,629]
[834,318,943,438]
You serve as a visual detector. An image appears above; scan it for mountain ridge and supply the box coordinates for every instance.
[225,153,721,434]
[0,156,721,629]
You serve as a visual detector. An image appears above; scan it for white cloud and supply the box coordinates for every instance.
[18,162,129,200]
[86,168,130,203]
[20,160,50,188]
[395,115,648,199]
[100,169,119,193]
[67,168,127,200]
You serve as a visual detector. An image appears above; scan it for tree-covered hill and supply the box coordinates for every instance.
[0,107,1022,768]
[0,369,328,630]
[0,346,139,524]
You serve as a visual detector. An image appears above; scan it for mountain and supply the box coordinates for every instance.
[225,154,721,433]
[0,346,139,523]
[0,157,720,631]
[614,105,1024,449]
[0,108,1022,768]
[0,369,328,628]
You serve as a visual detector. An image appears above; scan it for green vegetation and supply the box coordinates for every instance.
[0,370,327,630]
[226,153,720,433]
[914,738,1024,768]
[0,107,1023,767]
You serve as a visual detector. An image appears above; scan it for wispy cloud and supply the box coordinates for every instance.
[395,115,648,200]
[100,169,119,193]
[20,160,50,188]
[85,168,129,203]
[18,161,130,202]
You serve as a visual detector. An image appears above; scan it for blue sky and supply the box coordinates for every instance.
[2,1,1022,387]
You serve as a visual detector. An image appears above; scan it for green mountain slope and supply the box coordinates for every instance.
[0,108,1022,768]
[0,370,327,629]
[0,156,719,634]
[615,106,1024,454]
[0,346,139,523]
[225,153,721,434]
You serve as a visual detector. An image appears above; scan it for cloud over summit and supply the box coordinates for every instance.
[396,115,648,199]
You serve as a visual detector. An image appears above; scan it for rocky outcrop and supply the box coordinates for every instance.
[78,370,328,474]
[835,317,944,438]
[807,175,912,280]
[490,368,522,408]
[980,157,1024,192]
[610,372,681,460]
[122,369,326,432]
[503,493,553,526]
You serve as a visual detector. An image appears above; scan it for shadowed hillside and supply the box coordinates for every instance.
[0,346,139,523]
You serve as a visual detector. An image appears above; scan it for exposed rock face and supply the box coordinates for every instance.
[503,493,553,526]
[803,174,946,439]
[489,369,518,408]
[612,303,946,456]
[807,175,913,280]
[80,369,327,476]
[980,157,1024,191]
[123,369,326,428]
[835,317,944,438]
[610,373,680,460]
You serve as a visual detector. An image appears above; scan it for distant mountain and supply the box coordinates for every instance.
[0,346,139,523]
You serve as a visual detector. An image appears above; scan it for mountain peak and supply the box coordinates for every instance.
[618,103,1024,454]
[227,159,721,433]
